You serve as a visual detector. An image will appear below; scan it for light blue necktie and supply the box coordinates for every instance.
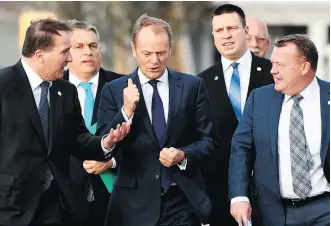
[79,81,116,193]
[229,62,241,121]
[79,82,96,133]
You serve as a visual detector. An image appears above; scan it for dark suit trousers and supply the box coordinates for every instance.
[156,186,200,226]
[83,194,110,226]
[28,182,69,226]
[284,194,330,226]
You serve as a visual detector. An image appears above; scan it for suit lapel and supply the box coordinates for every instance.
[207,62,237,120]
[247,53,266,100]
[163,70,183,146]
[269,89,284,164]
[92,70,107,125]
[14,61,46,147]
[318,79,330,166]
[131,71,159,148]
[48,81,63,155]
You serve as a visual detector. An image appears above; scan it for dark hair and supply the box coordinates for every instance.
[210,4,246,28]
[274,34,318,72]
[65,19,100,42]
[22,18,72,58]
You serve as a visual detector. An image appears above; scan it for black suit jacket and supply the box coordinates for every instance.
[97,69,219,226]
[0,61,106,226]
[63,68,121,205]
[198,52,274,223]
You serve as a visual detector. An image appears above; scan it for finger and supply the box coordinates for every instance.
[85,168,95,174]
[128,78,134,87]
[242,217,248,226]
[237,215,243,226]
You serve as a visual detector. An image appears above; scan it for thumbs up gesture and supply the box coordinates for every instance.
[123,78,140,118]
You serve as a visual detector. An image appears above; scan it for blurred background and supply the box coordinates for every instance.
[0,1,329,80]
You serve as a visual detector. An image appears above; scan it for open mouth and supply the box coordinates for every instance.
[223,42,234,46]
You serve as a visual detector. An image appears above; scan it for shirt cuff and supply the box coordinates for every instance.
[231,196,250,204]
[101,134,116,156]
[177,158,187,170]
[111,157,117,168]
[121,107,134,124]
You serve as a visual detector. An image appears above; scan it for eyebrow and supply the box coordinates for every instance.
[72,41,98,45]
[61,47,71,54]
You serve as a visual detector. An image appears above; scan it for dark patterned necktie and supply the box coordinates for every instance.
[148,80,172,190]
[38,81,52,191]
[290,94,313,198]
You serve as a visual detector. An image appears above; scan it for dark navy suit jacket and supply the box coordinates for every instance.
[97,69,219,226]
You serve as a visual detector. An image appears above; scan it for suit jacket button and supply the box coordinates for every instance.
[156,175,160,180]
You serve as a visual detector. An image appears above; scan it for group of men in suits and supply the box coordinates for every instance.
[0,3,329,226]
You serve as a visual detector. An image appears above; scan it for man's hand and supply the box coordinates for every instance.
[123,78,140,118]
[83,160,113,174]
[103,122,130,149]
[230,201,252,226]
[159,147,185,167]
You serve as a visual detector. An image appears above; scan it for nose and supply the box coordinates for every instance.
[270,64,278,74]
[249,37,258,47]
[150,53,159,64]
[221,29,231,39]
[83,45,92,55]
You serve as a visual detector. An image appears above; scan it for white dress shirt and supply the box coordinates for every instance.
[222,49,252,112]
[121,68,186,171]
[22,58,52,105]
[278,77,329,198]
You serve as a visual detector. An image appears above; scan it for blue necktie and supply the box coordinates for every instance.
[80,82,95,133]
[229,62,241,121]
[38,81,52,191]
[148,80,172,190]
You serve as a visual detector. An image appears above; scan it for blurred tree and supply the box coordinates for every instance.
[3,1,213,74]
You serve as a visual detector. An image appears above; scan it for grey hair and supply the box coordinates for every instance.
[132,13,172,44]
[65,19,100,42]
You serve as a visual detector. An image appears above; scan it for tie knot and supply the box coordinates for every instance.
[231,62,239,70]
[80,82,93,91]
[40,81,50,90]
[291,94,303,103]
[148,80,160,90]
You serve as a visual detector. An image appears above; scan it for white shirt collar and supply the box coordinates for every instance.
[137,68,169,86]
[284,77,319,103]
[21,57,52,90]
[69,71,99,88]
[221,49,252,72]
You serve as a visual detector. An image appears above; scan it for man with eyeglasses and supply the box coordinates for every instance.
[246,17,271,58]
[198,4,274,226]
[64,20,123,226]
[229,34,330,226]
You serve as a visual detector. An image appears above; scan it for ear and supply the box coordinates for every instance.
[301,61,310,75]
[35,50,44,63]
[169,41,173,56]
[131,41,136,58]
[266,37,271,48]
[244,25,249,37]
